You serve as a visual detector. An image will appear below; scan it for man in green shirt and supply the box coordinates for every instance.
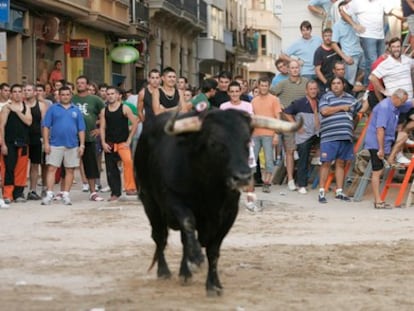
[191,78,218,111]
[72,75,105,201]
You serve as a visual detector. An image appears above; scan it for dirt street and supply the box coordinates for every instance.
[1,187,414,311]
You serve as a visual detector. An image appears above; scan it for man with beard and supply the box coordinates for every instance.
[313,27,341,94]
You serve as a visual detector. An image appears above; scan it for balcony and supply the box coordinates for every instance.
[130,1,149,25]
[18,0,131,33]
[198,37,226,63]
[148,0,205,31]
[233,29,258,62]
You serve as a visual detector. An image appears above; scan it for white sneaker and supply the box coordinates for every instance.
[100,186,111,193]
[82,183,89,192]
[298,187,307,194]
[311,157,321,165]
[245,201,257,212]
[0,199,10,209]
[41,192,53,205]
[396,152,411,164]
[293,151,300,160]
[288,179,297,191]
[406,139,414,146]
[62,195,72,206]
[245,201,262,213]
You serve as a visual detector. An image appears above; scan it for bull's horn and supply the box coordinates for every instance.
[251,116,303,133]
[165,116,202,135]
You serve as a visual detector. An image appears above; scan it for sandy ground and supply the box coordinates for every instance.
[1,185,414,311]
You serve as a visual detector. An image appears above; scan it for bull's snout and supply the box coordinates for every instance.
[228,172,252,189]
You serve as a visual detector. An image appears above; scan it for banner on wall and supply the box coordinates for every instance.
[0,0,9,23]
[69,39,90,58]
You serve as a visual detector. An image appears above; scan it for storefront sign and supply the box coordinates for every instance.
[69,39,90,58]
[0,0,9,24]
[110,46,140,64]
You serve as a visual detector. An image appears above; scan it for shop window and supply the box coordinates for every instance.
[84,46,105,84]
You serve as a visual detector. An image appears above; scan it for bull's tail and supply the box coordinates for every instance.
[148,250,157,272]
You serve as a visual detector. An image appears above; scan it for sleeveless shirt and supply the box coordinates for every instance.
[29,101,42,144]
[5,102,30,145]
[159,88,179,109]
[105,104,129,143]
[143,87,155,121]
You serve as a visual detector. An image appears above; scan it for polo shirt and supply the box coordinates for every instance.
[42,103,86,148]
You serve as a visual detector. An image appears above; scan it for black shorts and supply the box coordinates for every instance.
[368,149,384,171]
[367,91,380,109]
[29,144,42,164]
[81,142,100,179]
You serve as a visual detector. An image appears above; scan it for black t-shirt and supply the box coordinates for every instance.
[313,45,341,84]
[210,90,230,108]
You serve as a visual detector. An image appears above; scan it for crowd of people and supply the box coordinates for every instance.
[1,0,414,211]
[0,75,139,208]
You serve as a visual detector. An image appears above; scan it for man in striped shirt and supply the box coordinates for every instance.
[318,76,360,203]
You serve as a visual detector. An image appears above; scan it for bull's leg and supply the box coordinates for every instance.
[141,191,171,279]
[205,242,223,297]
[152,226,171,279]
[179,231,192,284]
[171,206,204,266]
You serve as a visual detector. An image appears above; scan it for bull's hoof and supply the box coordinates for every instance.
[187,260,202,273]
[206,286,223,297]
[157,268,172,279]
[179,274,193,286]
[189,252,205,267]
[188,241,205,267]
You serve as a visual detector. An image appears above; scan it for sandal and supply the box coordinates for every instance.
[374,201,392,209]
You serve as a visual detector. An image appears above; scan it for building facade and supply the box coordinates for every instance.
[0,0,149,91]
[148,0,206,87]
[246,0,282,83]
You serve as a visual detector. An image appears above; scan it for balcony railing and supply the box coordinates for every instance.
[131,1,149,24]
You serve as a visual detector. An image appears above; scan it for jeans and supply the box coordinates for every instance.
[360,37,385,85]
[296,135,319,187]
[345,54,362,86]
[253,136,274,174]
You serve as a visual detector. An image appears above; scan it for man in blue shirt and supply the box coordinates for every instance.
[364,89,413,209]
[41,86,86,205]
[271,59,289,87]
[280,20,322,80]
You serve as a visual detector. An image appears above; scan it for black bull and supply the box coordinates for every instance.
[134,109,302,296]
